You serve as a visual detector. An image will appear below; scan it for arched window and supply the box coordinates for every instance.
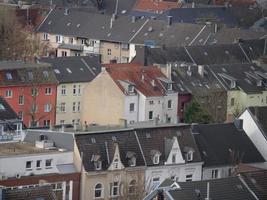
[129,180,136,194]
[94,183,103,198]
[113,158,119,169]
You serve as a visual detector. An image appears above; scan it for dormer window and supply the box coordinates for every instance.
[6,73,12,80]
[150,150,161,165]
[186,151,193,162]
[167,83,172,91]
[91,154,102,170]
[126,151,136,167]
[128,85,134,93]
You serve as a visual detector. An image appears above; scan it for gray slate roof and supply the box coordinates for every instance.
[37,8,148,43]
[0,97,18,121]
[193,122,265,167]
[40,56,101,83]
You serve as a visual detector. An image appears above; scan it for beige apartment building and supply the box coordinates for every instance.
[40,56,101,125]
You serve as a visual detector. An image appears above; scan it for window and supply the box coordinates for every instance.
[61,85,66,95]
[167,83,172,91]
[107,49,112,55]
[168,100,172,109]
[121,43,129,50]
[113,158,119,169]
[129,103,135,112]
[31,88,38,96]
[5,90,12,98]
[28,71,33,80]
[73,85,77,95]
[172,154,176,163]
[0,125,3,134]
[186,151,193,161]
[95,160,102,170]
[6,73,12,80]
[94,183,103,198]
[31,104,38,113]
[60,102,66,112]
[186,174,193,182]
[75,52,80,56]
[26,161,32,170]
[36,160,41,169]
[212,169,219,179]
[78,85,81,95]
[81,39,86,45]
[149,100,154,105]
[45,88,52,95]
[18,111,23,120]
[128,85,134,93]
[43,33,48,40]
[56,35,62,43]
[149,111,153,120]
[61,51,67,57]
[111,182,119,197]
[44,104,52,112]
[153,154,160,164]
[69,37,73,44]
[77,102,81,112]
[44,120,51,127]
[72,102,76,112]
[129,180,136,194]
[45,159,52,168]
[60,120,65,125]
[129,156,136,167]
[231,98,235,106]
[18,95,24,105]
[43,71,49,78]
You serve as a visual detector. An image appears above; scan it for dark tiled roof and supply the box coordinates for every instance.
[75,129,146,171]
[0,61,58,86]
[37,8,148,43]
[135,125,202,166]
[248,106,267,138]
[40,56,101,83]
[158,177,258,200]
[75,125,202,172]
[185,43,249,65]
[209,63,267,94]
[193,123,265,167]
[240,170,267,200]
[3,185,56,200]
[106,64,173,97]
[239,39,266,61]
[158,7,238,27]
[0,97,18,121]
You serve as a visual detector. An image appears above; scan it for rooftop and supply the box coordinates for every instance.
[0,142,67,157]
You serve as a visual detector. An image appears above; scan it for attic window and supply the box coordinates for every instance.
[67,22,71,26]
[6,73,12,80]
[66,68,72,74]
[91,154,102,170]
[167,83,172,91]
[146,133,151,138]
[91,137,96,143]
[54,69,60,74]
[126,151,136,167]
[28,72,33,80]
[128,85,134,93]
[43,71,49,78]
[150,150,161,165]
[113,158,119,169]
[112,136,117,142]
[186,151,193,162]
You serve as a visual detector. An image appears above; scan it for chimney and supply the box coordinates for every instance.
[64,8,69,15]
[205,182,210,200]
[132,16,136,23]
[167,16,173,26]
[234,119,243,131]
[198,65,204,77]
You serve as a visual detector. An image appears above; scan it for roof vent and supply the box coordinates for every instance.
[148,26,153,32]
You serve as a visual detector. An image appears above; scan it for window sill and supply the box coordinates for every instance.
[45,167,52,169]
[36,168,42,170]
[26,168,33,171]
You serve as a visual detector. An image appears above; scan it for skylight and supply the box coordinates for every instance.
[0,103,5,110]
[67,22,71,26]
[66,68,72,74]
[54,69,60,74]
[77,24,81,28]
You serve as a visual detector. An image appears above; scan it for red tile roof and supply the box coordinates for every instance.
[134,0,182,12]
[105,64,170,97]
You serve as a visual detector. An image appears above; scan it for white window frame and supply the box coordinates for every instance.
[94,183,104,199]
[153,154,160,164]
[45,87,52,95]
[61,85,67,95]
[26,161,33,170]
[111,182,119,197]
[212,169,219,179]
[18,95,24,105]
[5,90,12,98]
[44,104,52,113]
[45,159,52,169]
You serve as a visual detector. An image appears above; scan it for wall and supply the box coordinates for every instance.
[202,165,233,180]
[0,151,73,178]
[81,71,125,125]
[0,84,57,127]
[99,41,130,64]
[145,162,202,192]
[82,168,145,200]
[178,93,192,123]
[56,82,89,125]
[123,94,139,124]
[239,109,267,160]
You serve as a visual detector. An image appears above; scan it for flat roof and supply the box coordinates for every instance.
[0,142,65,157]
